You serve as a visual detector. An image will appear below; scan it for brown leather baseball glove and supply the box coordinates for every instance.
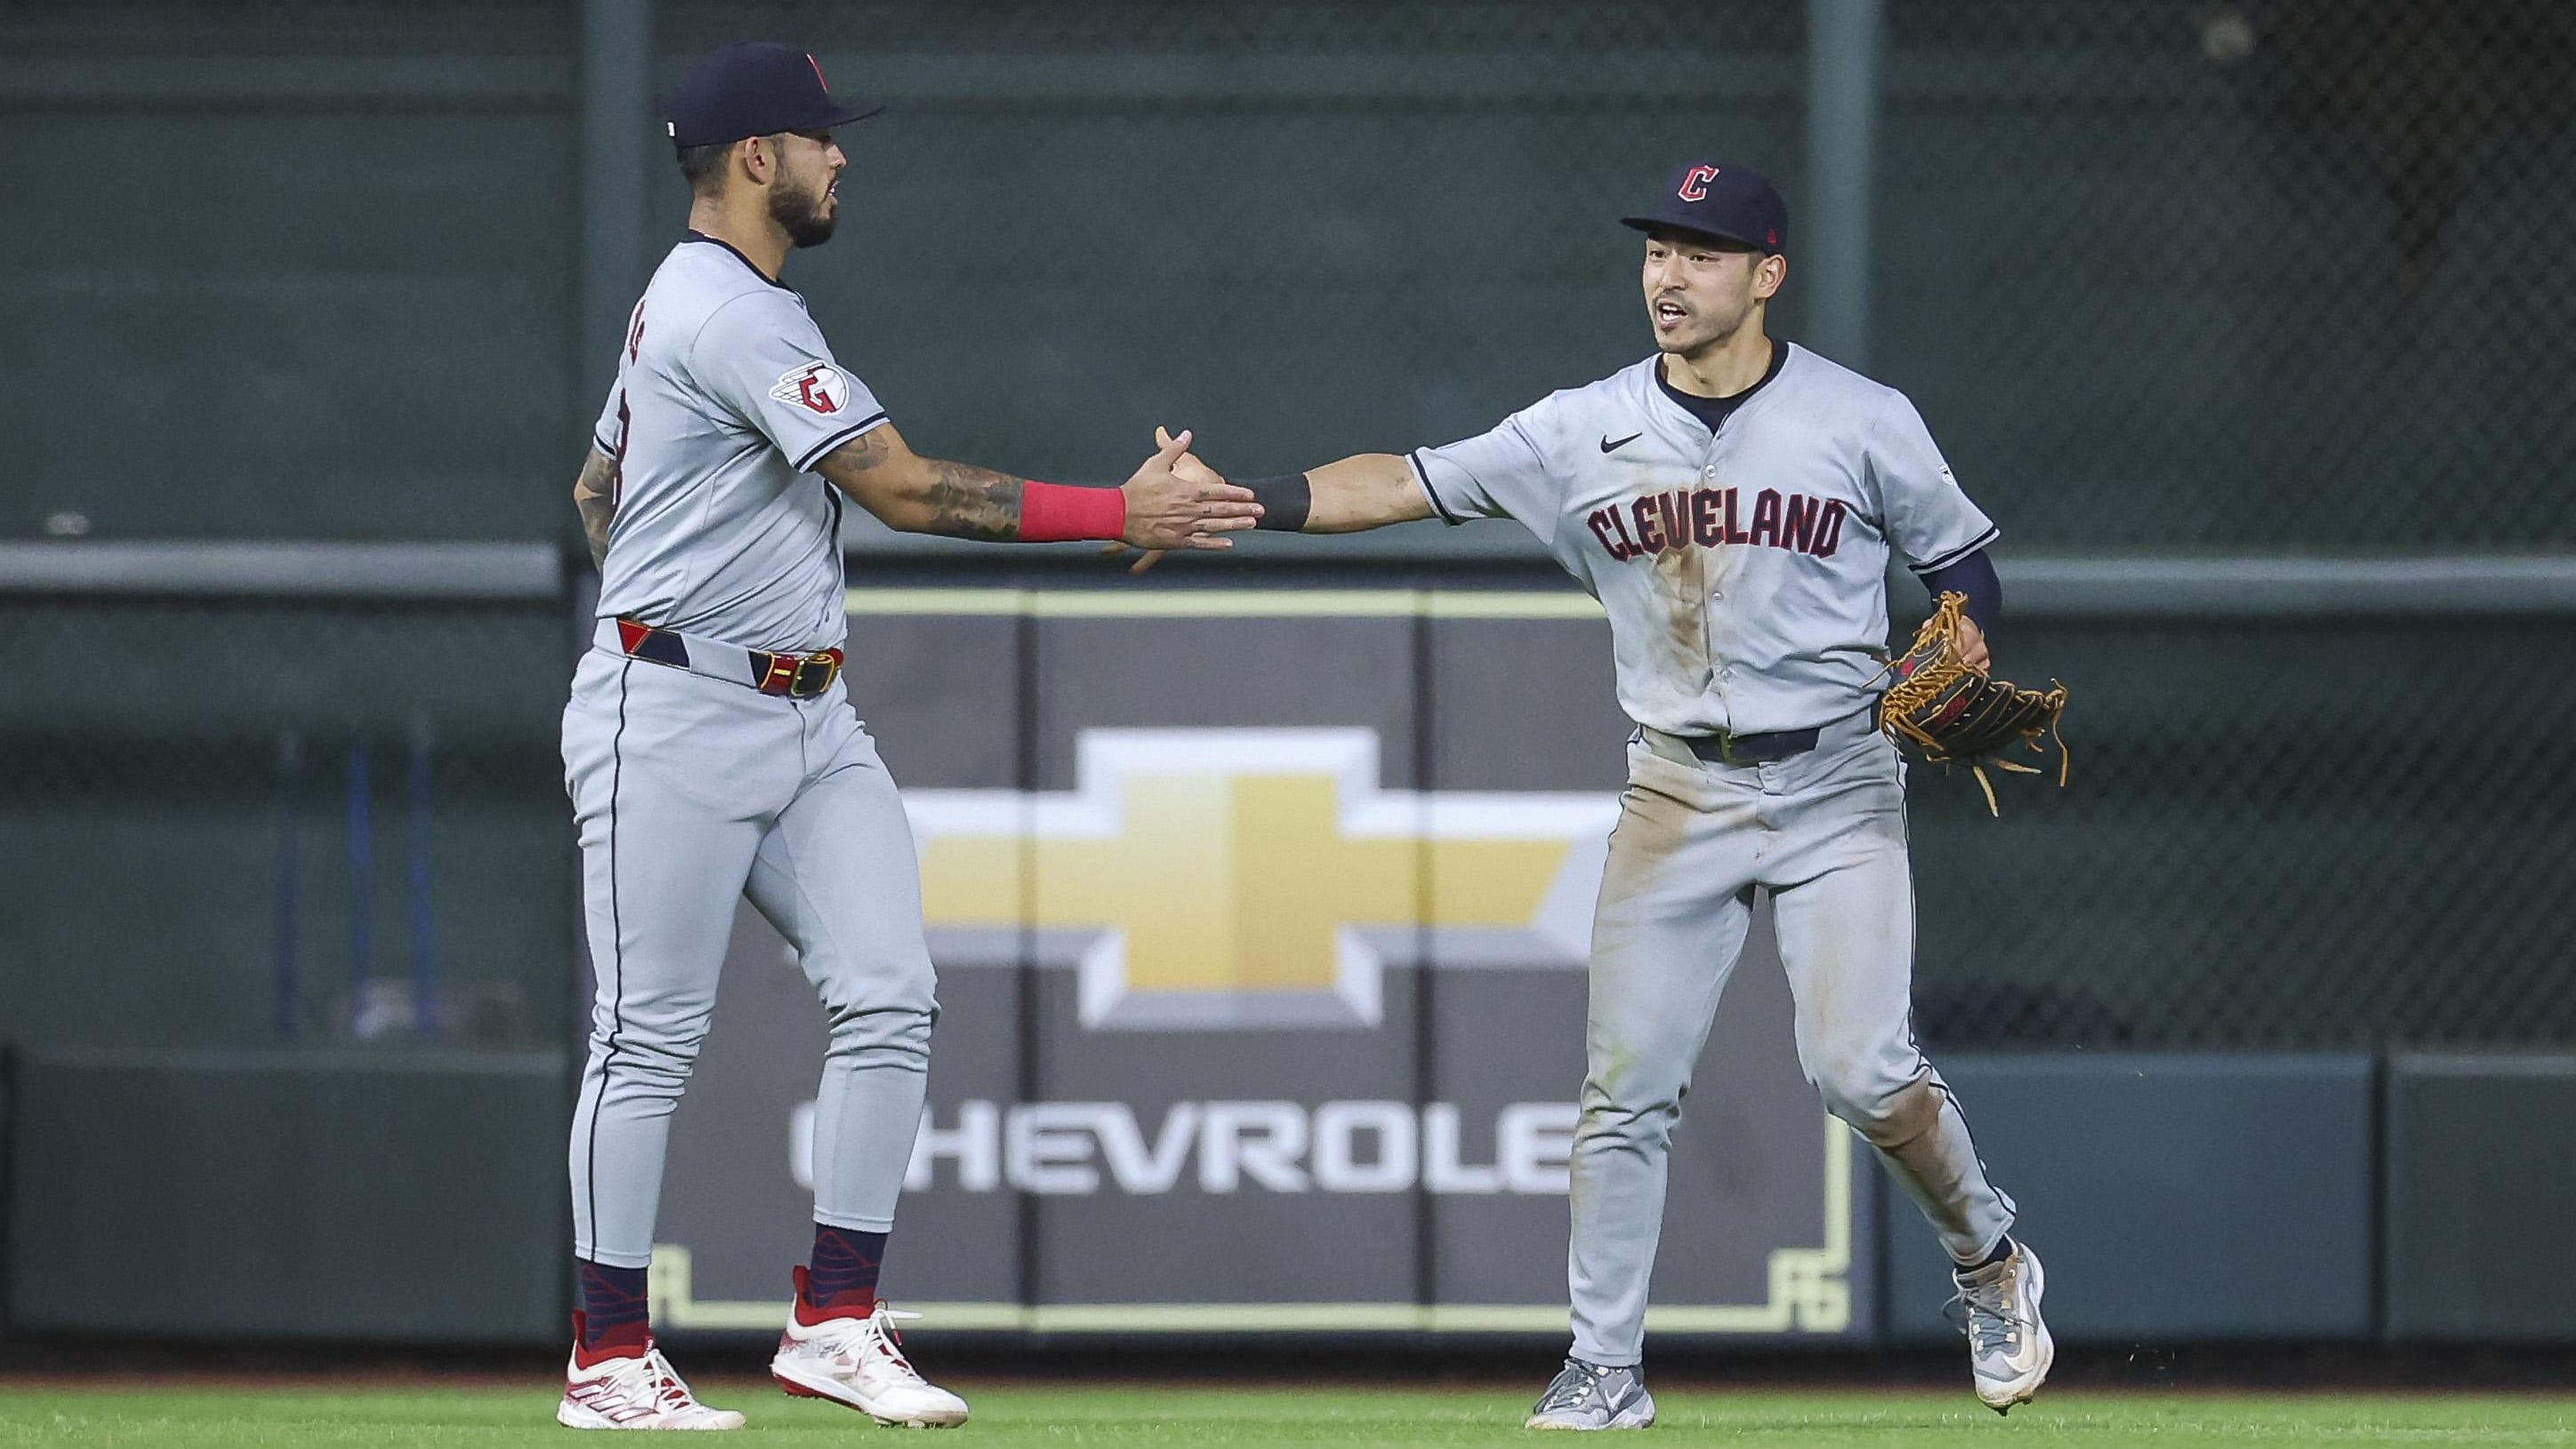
[1876,592,2069,816]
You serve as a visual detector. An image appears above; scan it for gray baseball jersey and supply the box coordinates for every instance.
[1410,343,1996,736]
[565,234,936,1276]
[1413,342,2022,1371]
[590,234,890,655]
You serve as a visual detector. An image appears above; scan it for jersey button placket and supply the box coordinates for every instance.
[1697,458,1727,682]
[1746,769,1780,867]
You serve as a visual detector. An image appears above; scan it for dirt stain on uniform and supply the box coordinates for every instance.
[1864,1070,1982,1241]
[1862,1068,1946,1152]
[1651,540,1709,688]
[1602,768,1694,888]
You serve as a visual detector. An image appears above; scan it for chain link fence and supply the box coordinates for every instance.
[1880,0,2576,549]
[11,0,2568,546]
[1907,613,2576,1051]
[655,0,1812,500]
[0,590,577,1052]
[664,0,2572,548]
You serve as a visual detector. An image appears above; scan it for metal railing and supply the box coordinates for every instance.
[10,540,2572,617]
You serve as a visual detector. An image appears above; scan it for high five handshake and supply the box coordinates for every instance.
[1101,427,1434,574]
[801,420,1262,557]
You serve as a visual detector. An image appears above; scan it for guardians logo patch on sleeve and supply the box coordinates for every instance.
[770,361,849,415]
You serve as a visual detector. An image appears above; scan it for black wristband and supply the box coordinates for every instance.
[1241,472,1312,532]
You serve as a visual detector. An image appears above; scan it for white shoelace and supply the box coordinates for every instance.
[813,1308,929,1381]
[596,1349,702,1417]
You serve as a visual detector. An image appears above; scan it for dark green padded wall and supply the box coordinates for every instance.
[2385,1055,2576,1340]
[7,1050,567,1342]
[1880,1053,2375,1342]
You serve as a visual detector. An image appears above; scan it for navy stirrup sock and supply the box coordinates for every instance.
[802,1224,889,1315]
[576,1259,651,1350]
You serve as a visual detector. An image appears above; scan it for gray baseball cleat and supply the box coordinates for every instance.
[1524,1357,1655,1431]
[1949,1240,2056,1414]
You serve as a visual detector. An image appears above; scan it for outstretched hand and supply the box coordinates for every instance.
[1105,427,1239,575]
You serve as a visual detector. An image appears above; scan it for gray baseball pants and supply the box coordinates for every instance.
[1567,710,2014,1364]
[561,647,939,1269]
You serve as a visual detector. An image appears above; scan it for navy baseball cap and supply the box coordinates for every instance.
[665,42,882,149]
[1621,162,1789,254]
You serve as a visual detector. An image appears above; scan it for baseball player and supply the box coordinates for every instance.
[1168,163,2050,1427]
[555,43,1259,1430]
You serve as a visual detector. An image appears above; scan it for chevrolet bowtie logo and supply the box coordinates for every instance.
[901,729,1617,1031]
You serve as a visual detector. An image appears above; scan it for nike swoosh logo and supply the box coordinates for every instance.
[1600,432,1644,454]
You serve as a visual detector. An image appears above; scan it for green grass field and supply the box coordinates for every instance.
[4,1383,2574,1447]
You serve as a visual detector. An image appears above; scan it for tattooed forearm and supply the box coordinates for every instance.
[813,424,1038,540]
[572,447,619,569]
[916,461,1025,542]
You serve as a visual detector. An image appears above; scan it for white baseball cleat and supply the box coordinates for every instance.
[556,1339,745,1430]
[1950,1239,2055,1414]
[771,1298,970,1429]
[1524,1356,1656,1431]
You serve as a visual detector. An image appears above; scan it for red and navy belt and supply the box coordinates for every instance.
[597,617,845,699]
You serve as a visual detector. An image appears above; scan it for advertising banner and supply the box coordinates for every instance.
[628,591,1869,1339]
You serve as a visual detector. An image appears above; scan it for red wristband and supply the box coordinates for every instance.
[1018,480,1126,543]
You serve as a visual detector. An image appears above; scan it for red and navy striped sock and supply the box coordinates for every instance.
[799,1224,887,1319]
[576,1258,650,1354]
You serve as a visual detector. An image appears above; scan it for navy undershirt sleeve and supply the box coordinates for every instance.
[1920,547,2001,632]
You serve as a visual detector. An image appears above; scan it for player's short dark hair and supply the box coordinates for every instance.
[677,140,735,196]
[1644,224,1762,256]
[677,133,793,196]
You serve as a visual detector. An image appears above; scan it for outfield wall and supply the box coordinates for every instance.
[11,1045,2573,1347]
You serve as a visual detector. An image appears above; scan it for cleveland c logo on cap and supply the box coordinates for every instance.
[1678,165,1719,202]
